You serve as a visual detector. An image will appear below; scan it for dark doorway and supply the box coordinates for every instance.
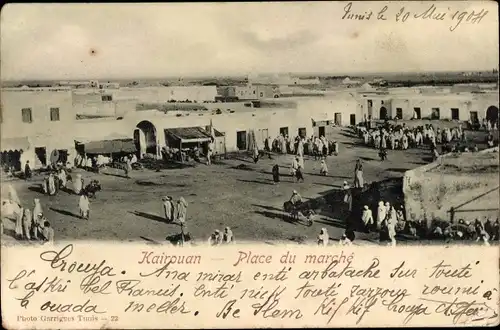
[136,120,157,158]
[279,127,289,137]
[318,126,325,137]
[486,106,499,124]
[236,131,247,150]
[396,108,403,119]
[1,150,21,171]
[350,114,356,125]
[431,108,440,120]
[57,149,68,164]
[298,128,307,138]
[451,108,459,120]
[334,113,342,125]
[379,107,388,120]
[470,111,478,123]
[35,147,47,167]
[413,107,421,119]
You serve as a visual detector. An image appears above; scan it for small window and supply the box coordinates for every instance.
[381,100,384,105]
[367,100,373,107]
[50,107,60,121]
[22,108,33,123]
[260,92,264,97]
[253,90,256,95]
[451,108,459,120]
[431,108,440,119]
[396,108,403,119]
[101,95,113,102]
[280,127,289,136]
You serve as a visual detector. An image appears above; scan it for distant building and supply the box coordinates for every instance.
[248,73,320,86]
[235,84,280,100]
[342,77,362,87]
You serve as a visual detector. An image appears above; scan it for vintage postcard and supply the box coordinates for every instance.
[1,1,499,329]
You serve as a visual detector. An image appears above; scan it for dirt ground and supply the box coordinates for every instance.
[1,127,495,245]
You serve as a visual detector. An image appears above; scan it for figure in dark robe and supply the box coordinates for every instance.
[272,164,280,184]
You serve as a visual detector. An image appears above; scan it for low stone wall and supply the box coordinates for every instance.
[403,147,500,225]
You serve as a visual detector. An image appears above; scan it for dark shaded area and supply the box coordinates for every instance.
[60,186,74,195]
[386,168,410,173]
[135,180,161,186]
[28,185,44,194]
[299,177,405,233]
[102,172,127,179]
[3,228,19,240]
[50,207,81,219]
[232,164,255,171]
[307,172,351,179]
[260,170,294,177]
[252,204,283,212]
[314,218,347,229]
[130,211,167,223]
[237,179,274,185]
[139,159,195,171]
[231,157,254,164]
[287,235,308,244]
[312,182,341,188]
[340,131,359,139]
[165,233,185,245]
[140,236,162,245]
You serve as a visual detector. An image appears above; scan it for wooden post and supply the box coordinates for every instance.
[180,140,183,162]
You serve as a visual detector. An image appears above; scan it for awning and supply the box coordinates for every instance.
[74,133,131,144]
[76,139,136,154]
[1,137,31,152]
[165,127,224,143]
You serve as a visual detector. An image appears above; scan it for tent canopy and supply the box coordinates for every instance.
[165,126,223,143]
[76,139,136,154]
[1,137,30,152]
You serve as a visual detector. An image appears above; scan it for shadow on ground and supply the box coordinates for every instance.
[130,210,168,223]
[28,185,44,194]
[237,179,274,185]
[50,207,81,219]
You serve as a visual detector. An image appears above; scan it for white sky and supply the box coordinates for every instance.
[1,2,498,80]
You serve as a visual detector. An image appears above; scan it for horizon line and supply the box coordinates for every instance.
[2,68,499,83]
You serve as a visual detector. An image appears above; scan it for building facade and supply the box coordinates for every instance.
[359,91,499,122]
[1,88,77,169]
[1,85,498,170]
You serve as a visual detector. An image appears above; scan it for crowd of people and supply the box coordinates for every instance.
[160,140,216,165]
[356,120,498,161]
[1,185,54,244]
[266,134,340,159]
[2,117,498,247]
[75,153,135,176]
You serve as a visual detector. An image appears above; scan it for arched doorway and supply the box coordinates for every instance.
[134,120,157,158]
[486,106,499,125]
[379,107,388,120]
